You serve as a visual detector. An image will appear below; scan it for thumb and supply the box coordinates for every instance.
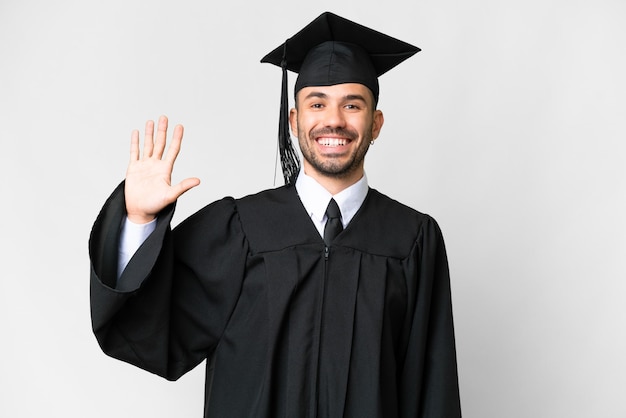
[169,177,201,200]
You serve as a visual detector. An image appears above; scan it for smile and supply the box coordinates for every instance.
[317,138,349,147]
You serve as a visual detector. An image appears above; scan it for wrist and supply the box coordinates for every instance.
[126,213,157,224]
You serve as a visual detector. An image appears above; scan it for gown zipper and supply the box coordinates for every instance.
[313,244,330,417]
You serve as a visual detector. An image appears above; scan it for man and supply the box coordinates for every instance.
[89,12,461,417]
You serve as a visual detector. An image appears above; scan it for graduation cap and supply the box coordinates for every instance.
[261,11,420,185]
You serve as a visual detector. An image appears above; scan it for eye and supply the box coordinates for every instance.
[310,103,324,109]
[344,103,360,110]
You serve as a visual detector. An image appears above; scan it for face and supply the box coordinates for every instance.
[290,83,384,183]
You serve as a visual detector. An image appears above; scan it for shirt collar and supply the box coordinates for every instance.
[295,169,369,228]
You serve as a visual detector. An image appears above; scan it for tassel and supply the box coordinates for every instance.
[278,42,300,185]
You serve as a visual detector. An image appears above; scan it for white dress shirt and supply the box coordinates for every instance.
[294,170,369,237]
[117,170,369,278]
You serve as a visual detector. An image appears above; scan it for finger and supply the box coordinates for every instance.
[154,115,169,159]
[164,124,184,165]
[143,120,155,158]
[130,129,140,161]
[168,177,201,201]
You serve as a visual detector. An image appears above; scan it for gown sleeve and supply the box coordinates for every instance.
[89,182,248,381]
[401,216,462,417]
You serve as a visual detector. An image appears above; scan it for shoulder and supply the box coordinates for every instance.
[341,188,443,258]
[235,185,319,252]
[181,185,291,224]
[234,185,302,227]
[172,196,241,248]
[175,185,312,253]
[236,184,296,210]
[366,188,426,216]
[364,188,439,231]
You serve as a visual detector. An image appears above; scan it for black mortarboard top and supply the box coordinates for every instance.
[261,11,420,185]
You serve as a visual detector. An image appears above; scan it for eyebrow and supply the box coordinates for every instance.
[344,94,368,103]
[303,91,328,101]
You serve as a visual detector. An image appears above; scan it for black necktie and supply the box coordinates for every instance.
[323,198,343,246]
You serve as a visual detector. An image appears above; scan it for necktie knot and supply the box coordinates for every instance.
[324,198,343,246]
[325,198,341,219]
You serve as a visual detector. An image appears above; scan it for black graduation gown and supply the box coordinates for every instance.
[89,182,461,417]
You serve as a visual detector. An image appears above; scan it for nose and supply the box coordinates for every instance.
[323,104,346,128]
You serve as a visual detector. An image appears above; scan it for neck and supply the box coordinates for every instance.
[302,162,364,195]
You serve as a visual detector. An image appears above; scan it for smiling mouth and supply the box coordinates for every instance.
[317,137,349,147]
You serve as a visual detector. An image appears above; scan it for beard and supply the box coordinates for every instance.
[297,126,372,179]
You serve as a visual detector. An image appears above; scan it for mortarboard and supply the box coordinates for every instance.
[261,11,420,185]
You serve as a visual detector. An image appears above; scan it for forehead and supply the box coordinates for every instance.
[297,83,375,104]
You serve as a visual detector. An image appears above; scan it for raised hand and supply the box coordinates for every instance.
[124,115,200,224]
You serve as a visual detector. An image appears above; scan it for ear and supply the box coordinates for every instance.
[372,110,384,140]
[289,108,298,137]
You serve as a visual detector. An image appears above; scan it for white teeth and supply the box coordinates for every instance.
[318,138,347,147]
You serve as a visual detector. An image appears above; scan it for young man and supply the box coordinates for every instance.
[89,12,461,417]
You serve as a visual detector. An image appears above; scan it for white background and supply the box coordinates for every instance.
[1,0,624,417]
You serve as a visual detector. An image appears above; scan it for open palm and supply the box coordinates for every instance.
[124,116,200,224]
